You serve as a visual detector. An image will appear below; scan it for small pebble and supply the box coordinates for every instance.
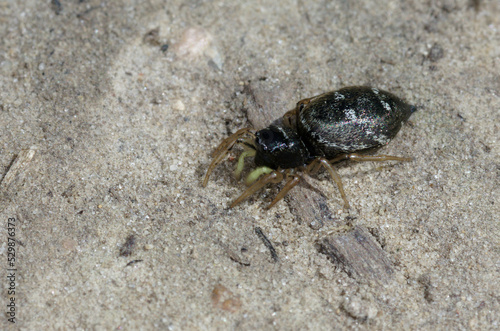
[173,27,212,58]
[173,100,185,111]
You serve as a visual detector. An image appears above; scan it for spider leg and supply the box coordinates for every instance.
[328,153,412,163]
[266,171,301,209]
[203,128,254,187]
[296,96,313,107]
[211,128,253,158]
[230,169,284,208]
[307,158,350,209]
[305,153,411,209]
[283,97,314,129]
[283,108,297,129]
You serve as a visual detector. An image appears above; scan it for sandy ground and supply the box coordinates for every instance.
[0,0,499,329]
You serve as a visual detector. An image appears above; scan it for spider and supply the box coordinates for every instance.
[203,86,417,209]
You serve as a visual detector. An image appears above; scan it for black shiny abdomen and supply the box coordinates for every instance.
[297,86,416,158]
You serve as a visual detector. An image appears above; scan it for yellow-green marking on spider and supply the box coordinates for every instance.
[245,166,274,186]
[234,149,256,180]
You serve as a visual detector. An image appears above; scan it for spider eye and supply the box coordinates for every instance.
[256,129,274,146]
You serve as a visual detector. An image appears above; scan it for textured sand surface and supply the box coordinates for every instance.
[0,0,498,329]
